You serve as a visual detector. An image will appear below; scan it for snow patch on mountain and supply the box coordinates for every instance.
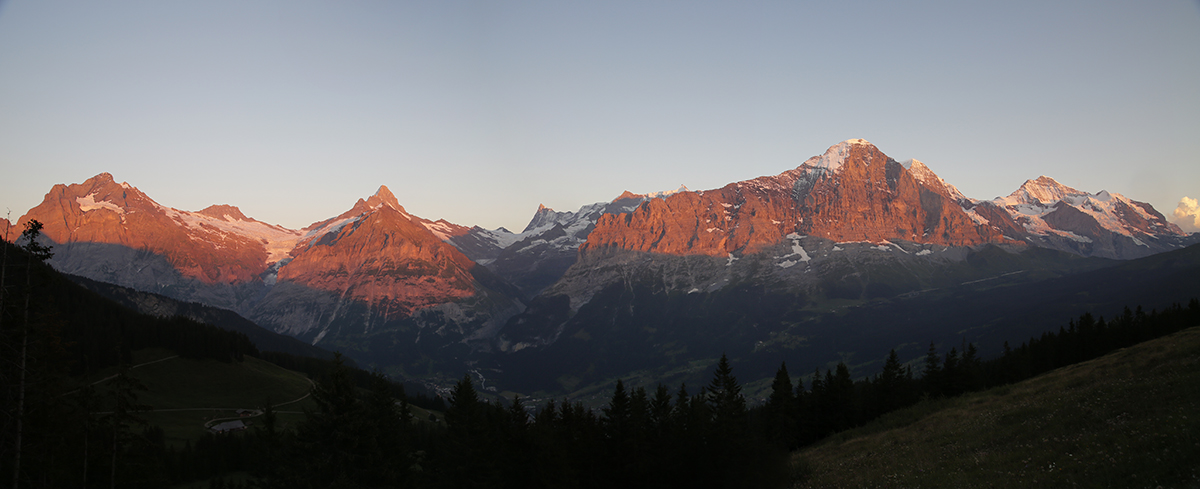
[903,159,970,202]
[777,234,811,268]
[998,176,1086,207]
[77,193,125,214]
[422,220,458,242]
[993,176,1178,240]
[158,205,303,264]
[799,138,869,174]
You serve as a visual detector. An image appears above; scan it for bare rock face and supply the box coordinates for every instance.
[277,187,480,319]
[583,140,1007,258]
[16,176,524,358]
[18,173,286,285]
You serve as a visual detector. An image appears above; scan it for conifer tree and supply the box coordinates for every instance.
[764,362,796,447]
[878,349,907,413]
[602,379,631,436]
[922,341,942,397]
[648,384,673,431]
[705,354,746,426]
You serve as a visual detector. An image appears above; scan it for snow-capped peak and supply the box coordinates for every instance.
[1001,176,1085,206]
[800,139,873,173]
[902,159,970,202]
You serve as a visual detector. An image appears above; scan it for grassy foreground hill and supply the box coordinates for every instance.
[83,348,317,448]
[790,326,1200,488]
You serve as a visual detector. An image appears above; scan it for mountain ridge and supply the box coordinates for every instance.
[12,139,1197,391]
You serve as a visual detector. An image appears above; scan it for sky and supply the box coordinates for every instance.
[1,1,1198,233]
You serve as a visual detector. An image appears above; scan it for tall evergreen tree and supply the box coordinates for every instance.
[289,353,366,488]
[602,379,631,437]
[922,341,942,397]
[706,354,746,426]
[878,349,907,414]
[764,362,797,447]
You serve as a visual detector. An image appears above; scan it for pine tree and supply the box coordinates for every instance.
[648,384,673,431]
[878,349,906,413]
[290,353,364,487]
[922,341,942,397]
[764,362,796,447]
[829,362,856,431]
[602,379,631,436]
[943,346,962,396]
[705,354,746,426]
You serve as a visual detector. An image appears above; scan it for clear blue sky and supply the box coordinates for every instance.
[2,1,1198,232]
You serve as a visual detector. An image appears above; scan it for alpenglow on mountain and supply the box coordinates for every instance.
[9,140,1195,389]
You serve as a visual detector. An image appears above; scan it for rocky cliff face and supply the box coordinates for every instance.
[16,173,300,310]
[508,139,1194,358]
[582,140,1007,259]
[16,175,523,365]
[281,187,479,314]
[18,173,294,285]
[247,186,524,346]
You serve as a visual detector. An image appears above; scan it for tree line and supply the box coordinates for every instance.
[164,295,1200,488]
[757,298,1200,450]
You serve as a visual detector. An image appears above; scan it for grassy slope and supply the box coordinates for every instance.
[87,348,317,448]
[791,327,1200,488]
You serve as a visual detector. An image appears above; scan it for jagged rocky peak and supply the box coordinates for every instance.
[523,204,569,233]
[363,185,404,212]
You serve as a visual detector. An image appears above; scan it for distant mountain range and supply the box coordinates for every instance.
[8,139,1197,392]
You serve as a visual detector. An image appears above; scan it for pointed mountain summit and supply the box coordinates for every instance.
[250,185,522,350]
[364,185,403,211]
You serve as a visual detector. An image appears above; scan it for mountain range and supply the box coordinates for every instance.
[8,139,1197,394]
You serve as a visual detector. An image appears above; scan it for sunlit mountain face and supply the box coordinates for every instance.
[11,140,1196,392]
[581,139,1010,259]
